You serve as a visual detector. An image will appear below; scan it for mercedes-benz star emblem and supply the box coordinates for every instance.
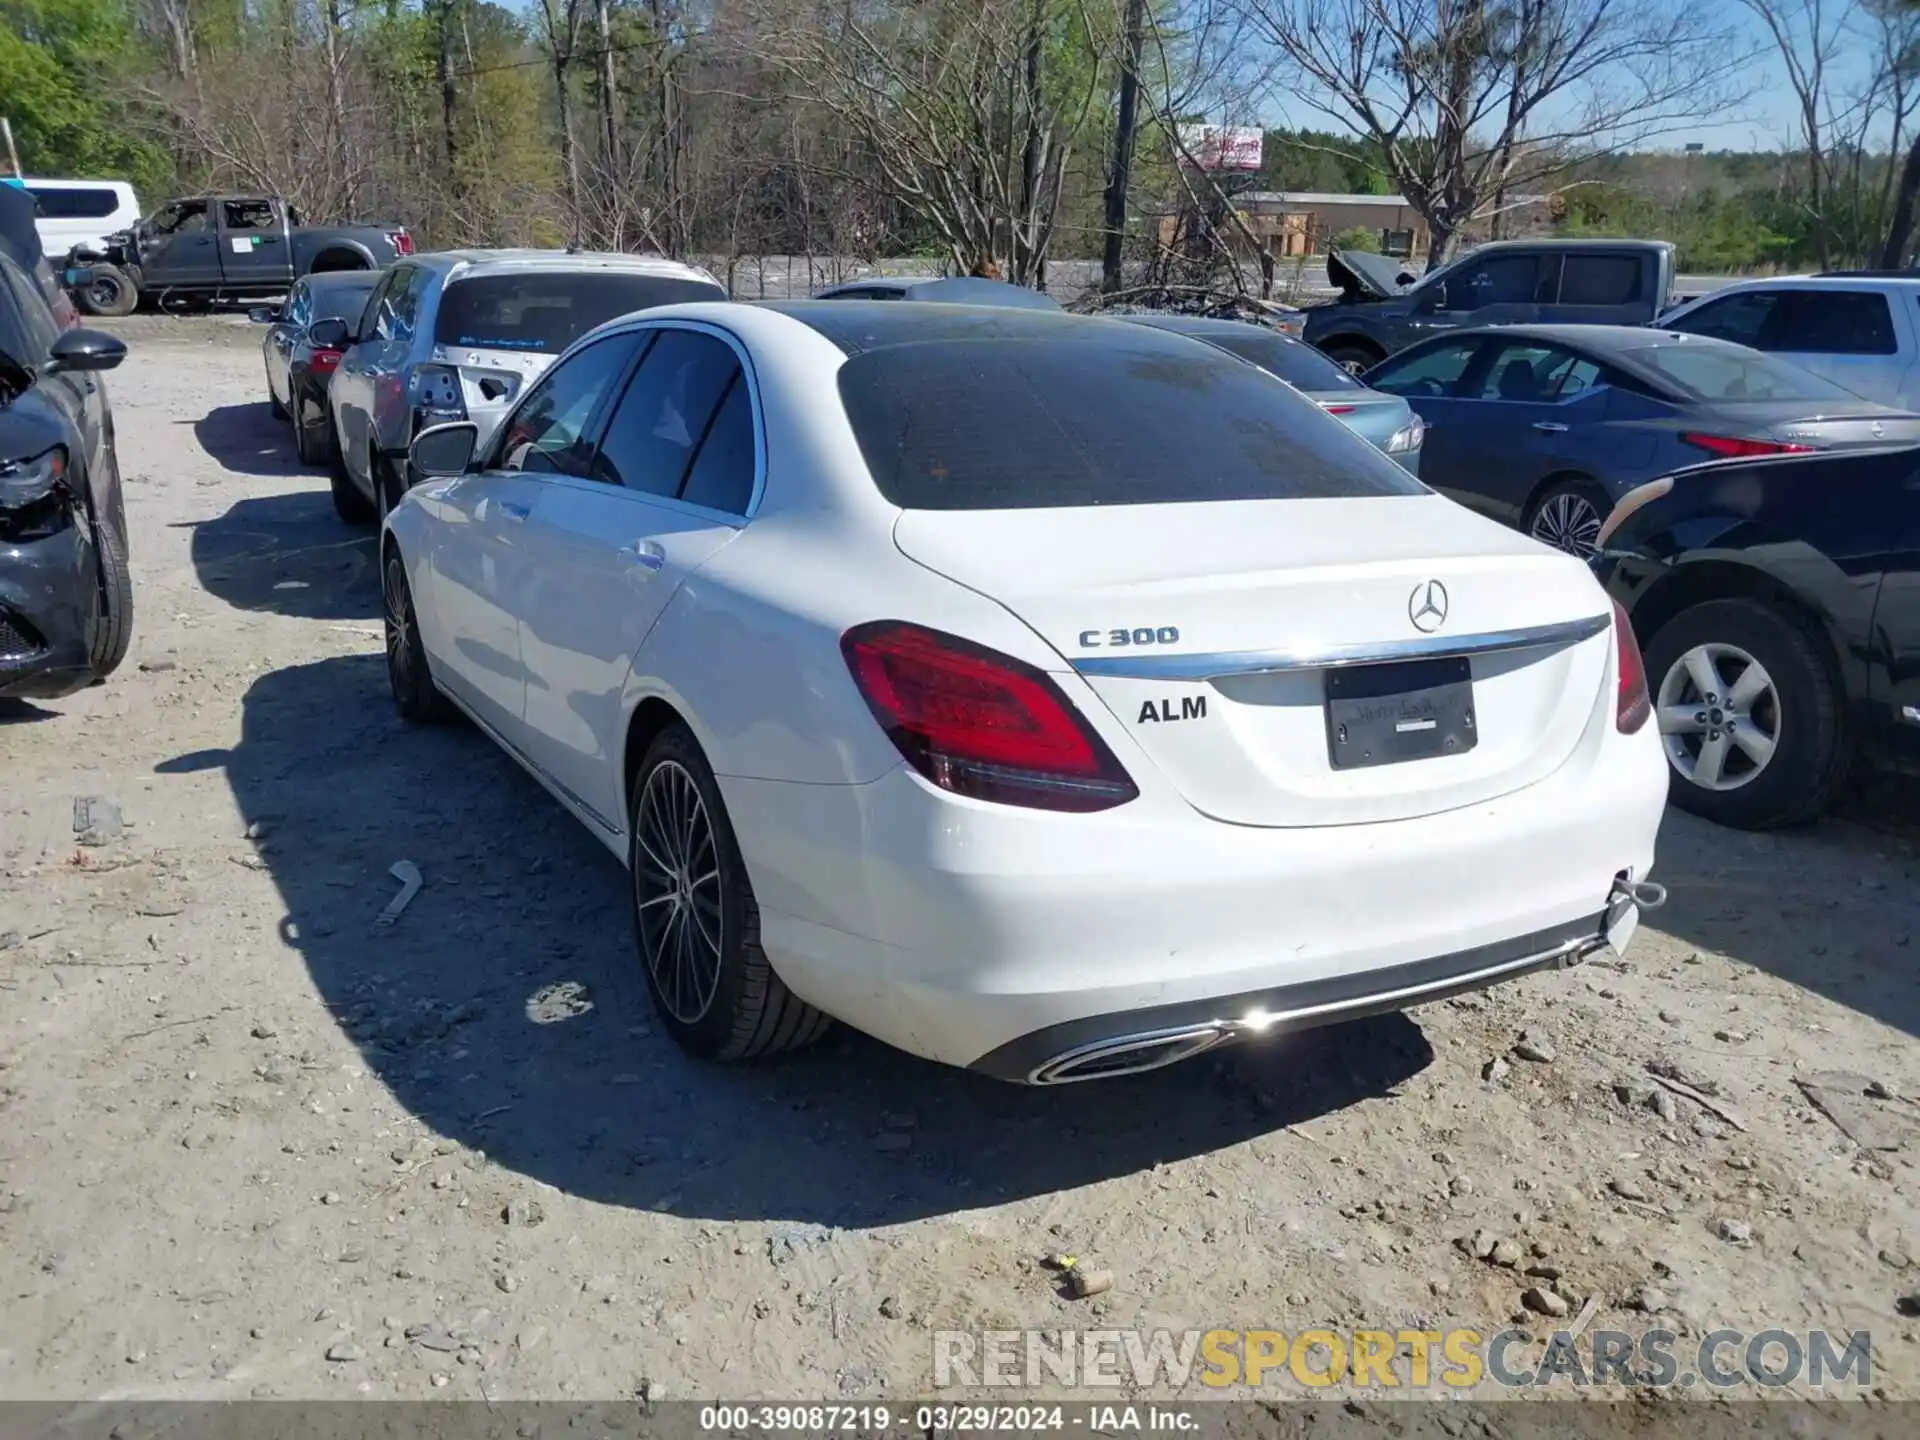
[1873,421,1886,439]
[1409,579,1449,633]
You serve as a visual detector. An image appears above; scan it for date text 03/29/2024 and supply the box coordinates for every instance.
[697,1405,1195,1433]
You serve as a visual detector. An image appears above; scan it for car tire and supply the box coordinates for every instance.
[1643,597,1848,830]
[628,723,831,1062]
[1526,476,1611,558]
[76,266,137,319]
[329,433,374,524]
[1320,339,1384,375]
[372,447,400,524]
[382,546,454,724]
[88,509,134,680]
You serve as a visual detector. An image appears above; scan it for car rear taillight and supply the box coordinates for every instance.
[841,621,1138,812]
[1320,404,1356,416]
[309,347,343,377]
[1612,599,1650,734]
[388,229,414,257]
[1680,432,1814,459]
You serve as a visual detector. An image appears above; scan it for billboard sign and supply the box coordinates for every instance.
[1177,125,1263,172]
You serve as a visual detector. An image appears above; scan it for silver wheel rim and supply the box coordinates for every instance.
[633,760,723,1024]
[1532,492,1603,557]
[1656,642,1779,792]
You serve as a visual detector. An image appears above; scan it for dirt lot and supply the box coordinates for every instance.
[0,315,1916,1410]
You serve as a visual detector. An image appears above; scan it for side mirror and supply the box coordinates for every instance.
[307,317,352,350]
[44,328,127,376]
[249,305,278,324]
[409,421,479,480]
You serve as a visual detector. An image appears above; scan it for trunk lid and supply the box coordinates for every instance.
[893,495,1614,828]
[1301,391,1413,455]
[424,344,557,448]
[1765,409,1920,449]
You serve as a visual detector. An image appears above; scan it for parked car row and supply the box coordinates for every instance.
[0,230,1857,1089]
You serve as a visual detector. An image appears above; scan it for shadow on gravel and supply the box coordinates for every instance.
[186,491,377,620]
[193,402,309,479]
[1640,797,1920,1039]
[168,652,1436,1226]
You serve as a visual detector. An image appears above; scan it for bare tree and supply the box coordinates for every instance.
[1100,0,1149,292]
[755,0,1107,282]
[536,0,588,242]
[1237,0,1748,267]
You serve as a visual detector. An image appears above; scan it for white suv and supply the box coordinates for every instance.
[1656,275,1920,409]
[15,179,143,259]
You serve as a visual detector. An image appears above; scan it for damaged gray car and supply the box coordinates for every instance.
[1,182,133,701]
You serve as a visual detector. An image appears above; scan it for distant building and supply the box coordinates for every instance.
[1155,191,1552,261]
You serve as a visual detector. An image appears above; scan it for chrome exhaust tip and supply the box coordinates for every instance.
[1029,1024,1229,1085]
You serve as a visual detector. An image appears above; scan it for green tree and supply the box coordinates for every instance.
[0,0,170,193]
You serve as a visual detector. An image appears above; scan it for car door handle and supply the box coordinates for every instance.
[498,501,530,521]
[1532,421,1568,433]
[623,540,666,570]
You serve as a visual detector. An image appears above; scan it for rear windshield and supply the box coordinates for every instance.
[313,279,378,322]
[1203,331,1365,392]
[837,335,1427,509]
[1624,343,1859,403]
[435,271,726,353]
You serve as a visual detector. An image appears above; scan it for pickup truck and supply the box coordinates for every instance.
[1302,238,1677,372]
[64,194,412,317]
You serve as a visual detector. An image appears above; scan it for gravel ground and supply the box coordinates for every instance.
[0,315,1915,1413]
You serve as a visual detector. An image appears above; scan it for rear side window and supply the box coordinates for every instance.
[678,379,756,513]
[1624,342,1858,403]
[1769,291,1897,356]
[836,334,1427,510]
[1558,255,1643,306]
[590,329,740,497]
[1203,331,1364,392]
[25,187,121,220]
[435,272,726,354]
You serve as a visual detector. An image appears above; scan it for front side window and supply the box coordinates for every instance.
[1470,343,1605,403]
[1367,339,1483,397]
[487,334,641,477]
[1664,291,1778,347]
[1440,255,1539,309]
[590,329,741,497]
[153,200,210,236]
[837,330,1427,510]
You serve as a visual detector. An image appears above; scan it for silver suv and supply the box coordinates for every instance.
[321,249,726,522]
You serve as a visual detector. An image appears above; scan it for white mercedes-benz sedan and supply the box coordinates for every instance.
[383,300,1669,1085]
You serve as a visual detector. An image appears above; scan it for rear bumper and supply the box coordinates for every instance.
[721,711,1668,1074]
[0,516,97,700]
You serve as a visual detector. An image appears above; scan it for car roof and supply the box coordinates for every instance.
[408,249,723,284]
[816,276,1062,309]
[1409,323,1738,355]
[1685,273,1920,293]
[755,300,1155,356]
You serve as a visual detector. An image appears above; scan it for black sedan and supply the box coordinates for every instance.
[251,270,382,465]
[1362,324,1920,557]
[1592,444,1920,829]
[0,252,131,701]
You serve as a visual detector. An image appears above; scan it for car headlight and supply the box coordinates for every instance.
[0,447,67,510]
[1385,416,1425,453]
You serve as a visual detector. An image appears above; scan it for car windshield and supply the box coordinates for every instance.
[312,279,379,322]
[1624,342,1860,403]
[1200,330,1366,392]
[435,271,726,353]
[836,334,1427,510]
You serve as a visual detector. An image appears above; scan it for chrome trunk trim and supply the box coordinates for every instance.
[1070,613,1610,682]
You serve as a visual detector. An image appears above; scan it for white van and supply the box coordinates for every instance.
[17,178,143,259]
